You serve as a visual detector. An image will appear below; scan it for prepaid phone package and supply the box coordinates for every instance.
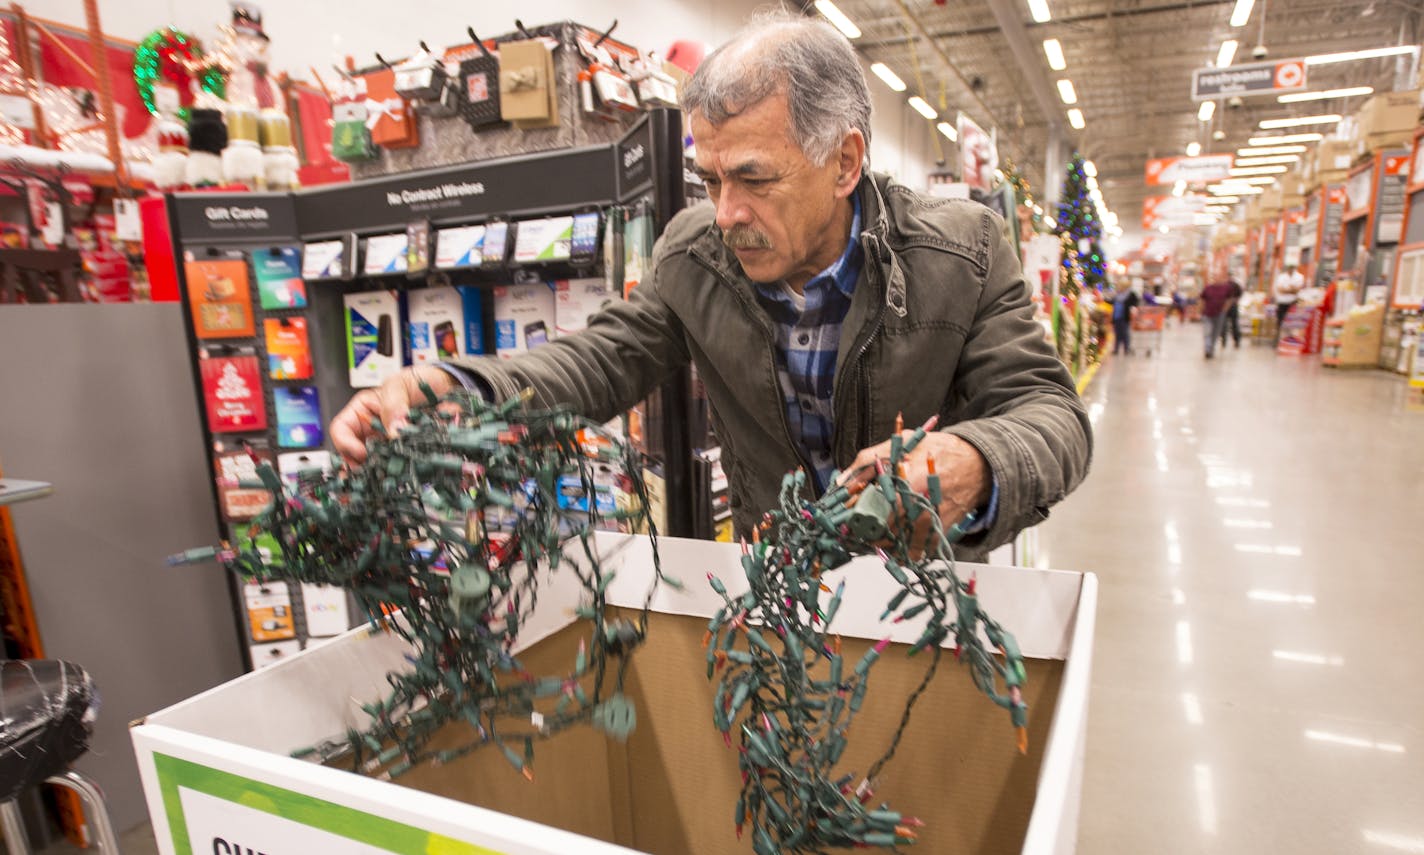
[344,290,403,387]
[493,282,556,358]
[408,286,486,363]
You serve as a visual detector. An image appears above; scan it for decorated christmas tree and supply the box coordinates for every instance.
[1055,153,1106,291]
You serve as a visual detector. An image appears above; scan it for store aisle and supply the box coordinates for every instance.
[1041,323,1424,853]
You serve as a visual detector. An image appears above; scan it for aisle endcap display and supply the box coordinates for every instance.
[133,535,1097,855]
[167,109,694,671]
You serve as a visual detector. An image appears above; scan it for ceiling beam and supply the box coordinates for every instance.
[983,0,1066,135]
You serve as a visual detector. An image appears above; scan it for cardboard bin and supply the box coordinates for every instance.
[132,534,1097,855]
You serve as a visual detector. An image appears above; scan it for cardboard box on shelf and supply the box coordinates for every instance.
[131,534,1097,855]
[1367,129,1416,153]
[1258,184,1284,216]
[1358,89,1421,137]
[1315,139,1354,174]
[1324,302,1387,367]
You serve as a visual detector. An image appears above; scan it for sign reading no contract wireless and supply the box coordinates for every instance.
[1192,58,1306,101]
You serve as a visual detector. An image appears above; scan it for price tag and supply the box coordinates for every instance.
[114,198,142,241]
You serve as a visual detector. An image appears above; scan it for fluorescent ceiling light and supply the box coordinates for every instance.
[1230,165,1289,175]
[1205,205,1231,212]
[1238,144,1307,155]
[1305,45,1417,66]
[1027,0,1052,23]
[814,0,861,39]
[870,62,907,92]
[1249,133,1324,144]
[1230,0,1254,26]
[935,121,957,141]
[1259,114,1341,129]
[1172,179,1186,197]
[1043,38,1067,70]
[1234,154,1301,165]
[1210,185,1263,195]
[1057,79,1078,104]
[1278,86,1374,103]
[1186,142,1202,156]
[1067,108,1085,129]
[1217,40,1239,68]
[1199,101,1216,121]
[1084,160,1098,177]
[1238,176,1280,184]
[1211,195,1241,203]
[907,96,937,119]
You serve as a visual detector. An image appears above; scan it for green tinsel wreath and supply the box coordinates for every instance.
[132,27,226,118]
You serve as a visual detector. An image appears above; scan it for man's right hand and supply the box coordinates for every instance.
[330,365,459,464]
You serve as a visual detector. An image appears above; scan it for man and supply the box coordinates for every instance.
[1199,276,1242,359]
[331,12,1092,563]
[1273,264,1305,344]
[1219,284,1242,349]
[1111,282,1141,356]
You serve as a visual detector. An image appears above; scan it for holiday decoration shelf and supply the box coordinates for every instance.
[132,533,1096,855]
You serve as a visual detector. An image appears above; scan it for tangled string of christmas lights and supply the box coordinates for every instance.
[171,385,673,779]
[705,416,1029,854]
[171,390,1028,853]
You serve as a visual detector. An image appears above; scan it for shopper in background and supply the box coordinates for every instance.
[330,11,1092,563]
[1199,276,1241,359]
[1169,288,1186,325]
[1273,264,1305,343]
[1111,282,1141,356]
[1219,284,1243,350]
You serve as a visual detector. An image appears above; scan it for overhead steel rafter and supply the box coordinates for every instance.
[982,3,1067,136]
[882,0,1032,166]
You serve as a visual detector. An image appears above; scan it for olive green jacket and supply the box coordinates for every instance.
[453,172,1092,562]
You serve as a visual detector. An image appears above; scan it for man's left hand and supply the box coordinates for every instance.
[840,431,992,548]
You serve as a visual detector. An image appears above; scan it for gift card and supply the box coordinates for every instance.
[364,233,409,276]
[252,246,308,309]
[435,224,487,269]
[200,351,267,433]
[244,581,295,642]
[264,316,313,380]
[214,442,275,521]
[278,450,333,488]
[184,255,255,338]
[274,386,322,448]
[302,239,345,280]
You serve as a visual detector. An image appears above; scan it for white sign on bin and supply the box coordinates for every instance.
[182,786,392,854]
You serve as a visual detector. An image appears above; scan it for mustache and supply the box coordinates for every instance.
[722,226,772,251]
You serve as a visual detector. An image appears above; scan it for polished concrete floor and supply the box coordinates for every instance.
[31,323,1424,855]
[1046,322,1424,854]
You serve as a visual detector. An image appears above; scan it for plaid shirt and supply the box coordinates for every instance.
[755,198,863,492]
[753,198,997,532]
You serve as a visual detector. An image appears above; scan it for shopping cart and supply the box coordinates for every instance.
[1132,305,1168,356]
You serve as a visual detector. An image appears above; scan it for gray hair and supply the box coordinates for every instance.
[681,9,872,166]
